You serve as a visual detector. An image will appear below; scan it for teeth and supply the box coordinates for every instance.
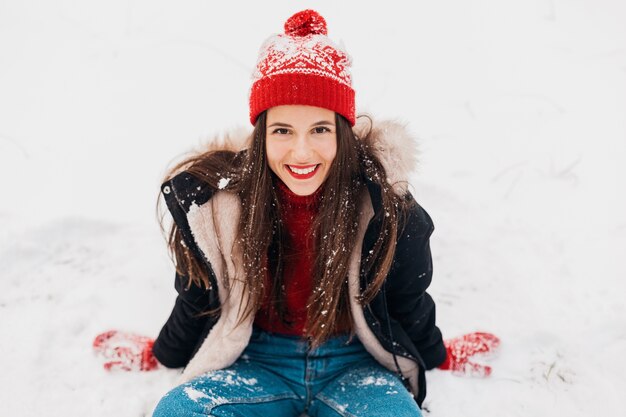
[288,165,316,175]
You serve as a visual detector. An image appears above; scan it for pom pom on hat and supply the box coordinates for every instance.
[284,9,327,36]
[249,10,356,126]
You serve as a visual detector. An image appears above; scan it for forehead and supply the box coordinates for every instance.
[267,105,335,125]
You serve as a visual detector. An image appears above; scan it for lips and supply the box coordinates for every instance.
[286,164,319,180]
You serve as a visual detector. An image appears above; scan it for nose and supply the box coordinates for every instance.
[291,134,313,161]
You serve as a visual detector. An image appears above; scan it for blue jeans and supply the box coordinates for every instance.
[153,326,422,416]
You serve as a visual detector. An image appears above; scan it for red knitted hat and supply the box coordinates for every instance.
[249,10,356,126]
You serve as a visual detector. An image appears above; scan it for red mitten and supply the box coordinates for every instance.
[438,332,500,377]
[93,330,159,372]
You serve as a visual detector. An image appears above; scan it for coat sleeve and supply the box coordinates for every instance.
[385,200,447,370]
[152,272,213,368]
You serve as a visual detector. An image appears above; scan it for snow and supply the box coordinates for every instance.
[217,177,231,190]
[359,376,396,386]
[183,386,209,402]
[200,369,258,387]
[1,0,625,416]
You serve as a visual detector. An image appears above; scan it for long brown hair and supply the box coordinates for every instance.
[157,111,411,347]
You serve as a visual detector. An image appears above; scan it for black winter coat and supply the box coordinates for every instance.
[152,120,447,407]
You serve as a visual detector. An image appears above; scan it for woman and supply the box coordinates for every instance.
[93,9,499,417]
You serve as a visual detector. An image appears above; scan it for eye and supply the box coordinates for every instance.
[271,128,290,135]
[313,126,331,134]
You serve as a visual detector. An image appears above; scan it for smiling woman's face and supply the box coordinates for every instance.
[265,105,337,196]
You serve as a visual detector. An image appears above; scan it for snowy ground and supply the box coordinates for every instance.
[1,1,625,416]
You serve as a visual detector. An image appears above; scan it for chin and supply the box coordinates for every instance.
[287,182,321,196]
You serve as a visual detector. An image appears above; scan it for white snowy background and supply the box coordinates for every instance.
[1,0,624,415]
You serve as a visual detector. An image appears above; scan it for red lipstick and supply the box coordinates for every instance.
[286,164,319,180]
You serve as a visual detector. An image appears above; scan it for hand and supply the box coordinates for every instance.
[92,330,159,372]
[438,331,500,377]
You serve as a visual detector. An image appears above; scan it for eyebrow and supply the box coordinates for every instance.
[267,120,335,128]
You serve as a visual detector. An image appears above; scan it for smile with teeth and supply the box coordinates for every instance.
[288,165,317,175]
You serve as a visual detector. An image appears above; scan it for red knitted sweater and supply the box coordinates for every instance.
[254,180,321,335]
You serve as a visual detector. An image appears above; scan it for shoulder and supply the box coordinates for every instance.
[392,193,435,265]
[163,171,220,216]
[386,196,435,292]
[162,150,245,215]
[403,194,434,239]
[164,171,242,221]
